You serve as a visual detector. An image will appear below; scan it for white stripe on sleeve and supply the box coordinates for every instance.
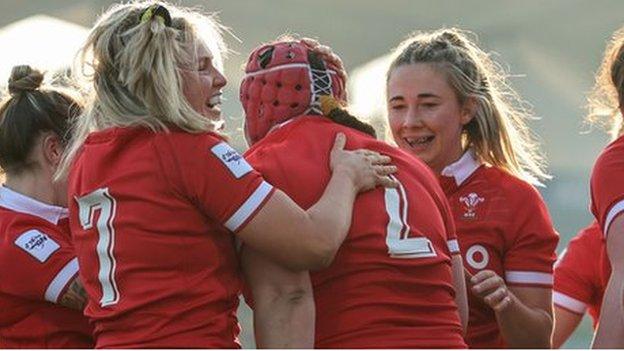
[553,291,588,314]
[44,257,79,303]
[505,270,553,285]
[447,239,460,254]
[225,181,274,232]
[604,199,624,236]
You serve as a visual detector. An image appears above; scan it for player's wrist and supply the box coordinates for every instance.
[332,164,358,189]
[495,289,517,315]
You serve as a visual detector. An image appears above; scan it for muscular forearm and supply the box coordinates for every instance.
[254,289,315,348]
[496,291,552,348]
[552,307,583,348]
[304,167,358,267]
[592,274,624,348]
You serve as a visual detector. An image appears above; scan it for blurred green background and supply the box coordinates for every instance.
[2,0,622,348]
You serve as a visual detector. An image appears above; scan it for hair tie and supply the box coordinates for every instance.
[320,95,341,116]
[140,4,172,27]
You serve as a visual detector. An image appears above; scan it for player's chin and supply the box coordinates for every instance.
[201,107,222,121]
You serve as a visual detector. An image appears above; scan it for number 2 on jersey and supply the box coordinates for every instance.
[77,188,120,307]
[384,175,437,258]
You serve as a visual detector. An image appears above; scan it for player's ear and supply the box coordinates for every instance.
[41,132,63,167]
[460,97,477,126]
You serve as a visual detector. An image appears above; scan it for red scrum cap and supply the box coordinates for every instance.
[240,40,345,145]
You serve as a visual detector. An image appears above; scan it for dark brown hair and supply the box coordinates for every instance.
[320,95,376,138]
[0,65,82,174]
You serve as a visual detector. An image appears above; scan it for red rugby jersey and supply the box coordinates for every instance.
[591,135,624,237]
[553,222,609,327]
[439,151,558,348]
[0,186,93,348]
[68,127,274,348]
[244,116,465,349]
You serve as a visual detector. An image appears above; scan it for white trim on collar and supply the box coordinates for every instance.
[0,186,68,225]
[440,150,482,186]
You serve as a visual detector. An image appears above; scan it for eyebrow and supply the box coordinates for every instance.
[388,92,441,102]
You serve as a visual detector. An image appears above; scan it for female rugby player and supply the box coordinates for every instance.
[385,28,558,348]
[0,65,92,348]
[59,2,396,348]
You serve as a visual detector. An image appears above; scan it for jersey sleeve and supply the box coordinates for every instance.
[553,227,598,315]
[0,225,79,304]
[503,186,559,287]
[440,194,460,256]
[590,140,624,236]
[156,132,275,233]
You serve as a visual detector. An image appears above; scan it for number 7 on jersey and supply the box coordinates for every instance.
[77,188,120,307]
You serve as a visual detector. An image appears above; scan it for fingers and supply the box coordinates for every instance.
[375,165,397,177]
[471,274,505,295]
[469,270,514,312]
[332,132,347,152]
[369,154,392,165]
[375,175,400,188]
[483,286,507,306]
[492,295,513,312]
[470,269,496,284]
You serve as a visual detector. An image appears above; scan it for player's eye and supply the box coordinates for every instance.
[198,57,211,71]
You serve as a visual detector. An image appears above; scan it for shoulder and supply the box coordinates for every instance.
[153,129,237,167]
[0,208,62,239]
[592,135,624,181]
[480,166,545,204]
[564,223,602,259]
[0,211,66,264]
[576,222,603,247]
[155,129,226,149]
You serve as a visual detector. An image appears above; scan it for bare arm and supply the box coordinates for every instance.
[552,306,583,348]
[238,133,397,271]
[451,255,468,333]
[592,214,624,348]
[57,276,88,311]
[471,270,553,348]
[241,248,314,348]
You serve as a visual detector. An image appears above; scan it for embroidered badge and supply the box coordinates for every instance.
[210,142,253,179]
[459,192,484,219]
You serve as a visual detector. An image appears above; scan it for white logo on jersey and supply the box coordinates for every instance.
[466,244,489,270]
[459,192,484,219]
[210,142,253,179]
[14,229,60,263]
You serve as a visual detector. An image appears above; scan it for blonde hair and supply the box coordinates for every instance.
[587,27,624,140]
[58,1,226,178]
[387,28,550,185]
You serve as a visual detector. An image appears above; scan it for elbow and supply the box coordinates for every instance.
[289,228,339,271]
[306,238,339,270]
[278,245,336,272]
[255,282,313,308]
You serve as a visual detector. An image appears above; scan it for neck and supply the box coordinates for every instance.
[5,171,58,206]
[433,148,467,175]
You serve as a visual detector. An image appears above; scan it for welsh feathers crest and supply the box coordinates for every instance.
[459,192,484,219]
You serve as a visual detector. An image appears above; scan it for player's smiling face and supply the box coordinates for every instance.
[181,45,227,121]
[387,63,474,173]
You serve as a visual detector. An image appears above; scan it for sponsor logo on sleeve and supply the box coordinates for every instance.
[14,229,60,263]
[210,142,253,179]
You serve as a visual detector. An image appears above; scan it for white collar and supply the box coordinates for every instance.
[440,150,482,186]
[0,186,68,225]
